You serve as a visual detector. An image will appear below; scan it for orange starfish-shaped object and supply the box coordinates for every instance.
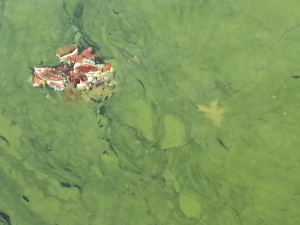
[197,100,228,128]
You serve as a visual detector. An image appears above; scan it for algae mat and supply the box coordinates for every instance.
[0,0,300,224]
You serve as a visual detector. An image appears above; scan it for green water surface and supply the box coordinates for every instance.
[0,0,299,224]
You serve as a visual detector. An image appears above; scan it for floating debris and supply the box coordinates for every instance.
[30,44,116,100]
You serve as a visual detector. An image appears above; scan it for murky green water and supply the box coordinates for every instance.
[0,0,300,224]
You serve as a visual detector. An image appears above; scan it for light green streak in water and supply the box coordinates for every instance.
[0,0,300,225]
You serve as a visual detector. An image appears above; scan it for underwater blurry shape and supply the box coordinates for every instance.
[197,100,228,128]
[179,193,203,219]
